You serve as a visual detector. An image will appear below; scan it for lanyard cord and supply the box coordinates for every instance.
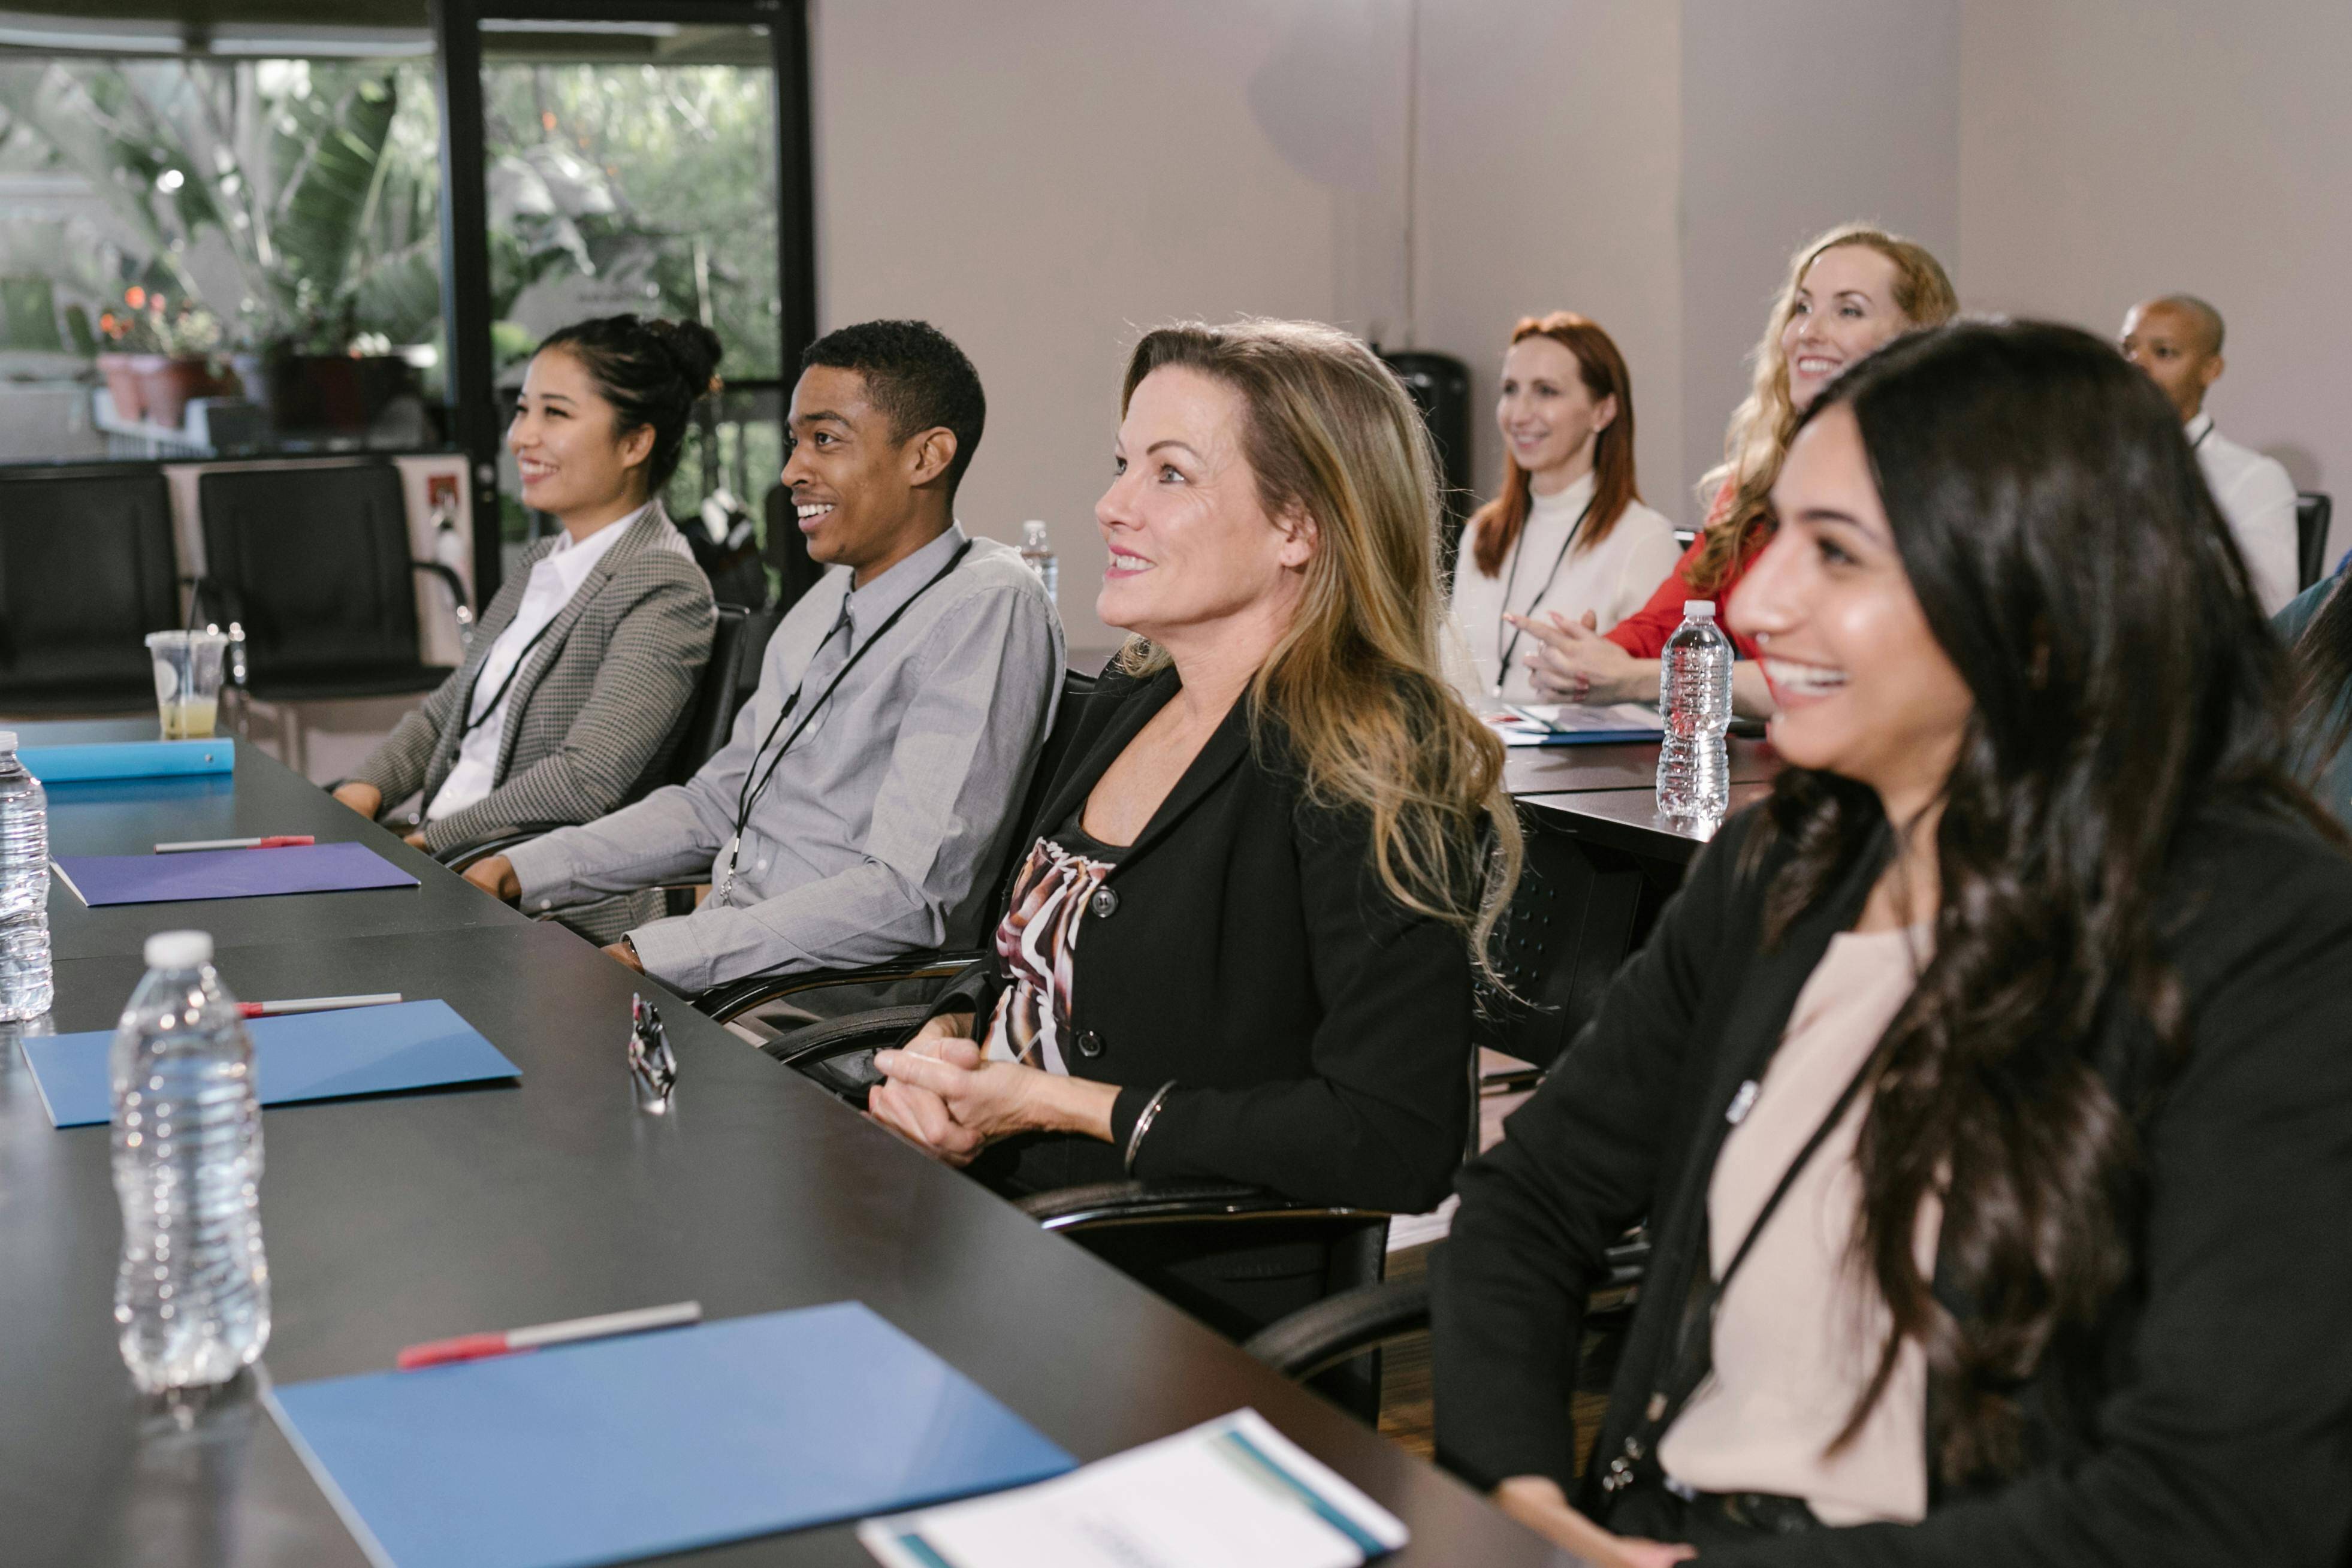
[1494,494,1596,688]
[2191,422,2212,451]
[723,539,973,882]
[459,615,561,738]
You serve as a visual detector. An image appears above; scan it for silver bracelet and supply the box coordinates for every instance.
[1123,1081,1177,1175]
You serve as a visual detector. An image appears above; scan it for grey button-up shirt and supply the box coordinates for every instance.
[505,524,1065,992]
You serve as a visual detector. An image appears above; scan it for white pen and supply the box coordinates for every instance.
[155,835,316,853]
[237,992,403,1019]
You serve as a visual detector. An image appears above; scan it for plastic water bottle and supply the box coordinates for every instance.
[0,732,52,1022]
[1656,601,1734,820]
[111,930,270,1395]
[1019,519,1059,603]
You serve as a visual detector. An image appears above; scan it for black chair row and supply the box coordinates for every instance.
[0,461,472,718]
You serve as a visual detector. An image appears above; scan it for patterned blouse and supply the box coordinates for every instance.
[981,816,1125,1075]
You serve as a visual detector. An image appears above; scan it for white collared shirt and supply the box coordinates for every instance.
[425,505,646,820]
[2189,412,2300,615]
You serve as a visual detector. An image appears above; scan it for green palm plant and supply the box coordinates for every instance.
[0,56,442,351]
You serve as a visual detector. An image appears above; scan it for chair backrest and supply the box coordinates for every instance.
[197,463,421,681]
[983,667,1100,910]
[2297,492,2333,593]
[662,602,778,786]
[0,466,179,713]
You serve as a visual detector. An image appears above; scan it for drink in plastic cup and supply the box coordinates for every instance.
[144,631,230,740]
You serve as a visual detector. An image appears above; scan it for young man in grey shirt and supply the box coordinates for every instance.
[467,319,1065,993]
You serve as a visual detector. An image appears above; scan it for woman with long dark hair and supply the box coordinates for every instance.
[1433,320,2352,1566]
[1449,312,1678,702]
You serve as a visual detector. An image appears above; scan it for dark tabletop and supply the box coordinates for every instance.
[23,717,524,963]
[1502,733,1779,797]
[0,731,1566,1567]
[1521,781,1777,866]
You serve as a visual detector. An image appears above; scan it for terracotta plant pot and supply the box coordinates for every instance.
[133,354,228,431]
[95,351,146,422]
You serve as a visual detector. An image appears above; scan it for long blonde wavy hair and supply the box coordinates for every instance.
[1689,223,1958,593]
[1115,319,1522,961]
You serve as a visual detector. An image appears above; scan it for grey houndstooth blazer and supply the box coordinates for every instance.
[351,504,717,857]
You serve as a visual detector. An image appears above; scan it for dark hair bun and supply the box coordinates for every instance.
[647,317,724,397]
[536,314,727,496]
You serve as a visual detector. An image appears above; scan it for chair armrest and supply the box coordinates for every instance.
[1242,1277,1430,1383]
[761,1004,938,1069]
[1015,1179,1389,1233]
[412,560,476,648]
[696,950,983,1024]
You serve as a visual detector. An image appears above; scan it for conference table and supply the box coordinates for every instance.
[0,722,1564,1567]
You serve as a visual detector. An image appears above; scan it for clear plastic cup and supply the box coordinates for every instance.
[144,631,230,741]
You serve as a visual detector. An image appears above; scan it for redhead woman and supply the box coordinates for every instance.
[864,320,1520,1323]
[335,315,719,873]
[1450,312,1679,703]
[1514,225,1954,715]
[1433,321,2352,1566]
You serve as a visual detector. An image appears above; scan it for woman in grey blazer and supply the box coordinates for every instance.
[334,315,721,860]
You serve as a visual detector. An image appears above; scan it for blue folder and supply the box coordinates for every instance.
[19,739,234,782]
[17,999,520,1129]
[50,841,416,907]
[266,1302,1077,1568]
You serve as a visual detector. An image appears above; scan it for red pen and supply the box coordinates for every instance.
[397,1301,703,1370]
[153,835,316,853]
[237,992,403,1019]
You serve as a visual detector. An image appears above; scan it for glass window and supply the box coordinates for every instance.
[0,48,446,461]
[477,21,781,598]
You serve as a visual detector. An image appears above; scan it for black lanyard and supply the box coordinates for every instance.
[2191,421,2212,452]
[1493,494,1596,692]
[459,615,560,738]
[719,539,972,896]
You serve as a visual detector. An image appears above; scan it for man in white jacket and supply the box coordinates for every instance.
[2121,294,2302,614]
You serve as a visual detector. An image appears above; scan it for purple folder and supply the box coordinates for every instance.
[50,841,418,907]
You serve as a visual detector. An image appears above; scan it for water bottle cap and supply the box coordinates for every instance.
[144,930,213,969]
[0,730,14,752]
[1683,600,1716,618]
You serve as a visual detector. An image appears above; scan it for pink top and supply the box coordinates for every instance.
[1656,925,1940,1526]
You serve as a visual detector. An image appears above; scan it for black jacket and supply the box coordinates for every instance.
[934,663,1471,1213]
[1433,799,2352,1566]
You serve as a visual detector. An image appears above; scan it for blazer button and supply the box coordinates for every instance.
[1077,1030,1106,1059]
[1090,886,1119,919]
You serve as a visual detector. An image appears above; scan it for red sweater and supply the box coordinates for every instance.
[1605,475,1769,660]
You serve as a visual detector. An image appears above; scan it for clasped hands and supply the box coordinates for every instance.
[868,1013,1118,1166]
[1508,608,1648,706]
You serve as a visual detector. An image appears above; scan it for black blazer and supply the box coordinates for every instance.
[1431,799,2352,1566]
[932,663,1471,1213]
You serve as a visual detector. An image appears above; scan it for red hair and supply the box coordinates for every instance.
[1465,312,1641,577]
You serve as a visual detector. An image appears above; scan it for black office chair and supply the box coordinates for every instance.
[2297,493,2333,593]
[0,466,179,715]
[1241,1226,1653,1423]
[191,463,469,705]
[435,602,778,872]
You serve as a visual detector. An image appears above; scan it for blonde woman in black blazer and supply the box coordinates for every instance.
[336,316,720,866]
[866,320,1520,1220]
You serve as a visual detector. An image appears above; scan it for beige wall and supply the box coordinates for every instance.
[1680,0,1960,511]
[810,0,1415,655]
[1412,1,1685,527]
[1959,0,2352,561]
[810,0,2350,643]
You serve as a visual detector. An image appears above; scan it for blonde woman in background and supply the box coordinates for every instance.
[1511,224,1957,715]
[1450,312,1680,704]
